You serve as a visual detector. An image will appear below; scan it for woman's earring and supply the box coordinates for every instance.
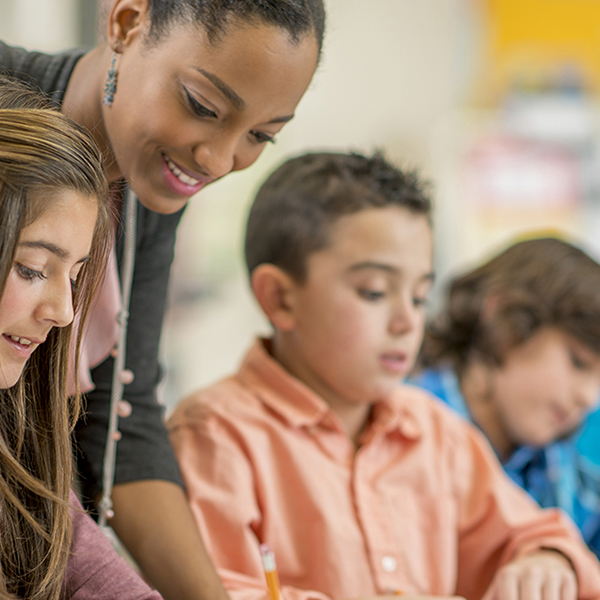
[103,45,120,106]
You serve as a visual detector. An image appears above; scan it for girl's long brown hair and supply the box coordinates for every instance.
[419,237,600,374]
[0,78,111,599]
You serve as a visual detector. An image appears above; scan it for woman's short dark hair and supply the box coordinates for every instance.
[245,151,432,283]
[420,237,600,371]
[146,0,326,56]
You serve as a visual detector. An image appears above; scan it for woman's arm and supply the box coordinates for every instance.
[108,481,229,600]
[67,491,163,600]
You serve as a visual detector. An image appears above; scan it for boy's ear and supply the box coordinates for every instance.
[107,0,149,48]
[251,265,297,332]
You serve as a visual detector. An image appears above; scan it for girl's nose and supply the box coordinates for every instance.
[36,278,74,328]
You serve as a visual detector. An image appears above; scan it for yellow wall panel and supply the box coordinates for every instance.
[482,0,600,97]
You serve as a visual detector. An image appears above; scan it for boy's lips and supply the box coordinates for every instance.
[380,351,409,374]
[161,153,213,197]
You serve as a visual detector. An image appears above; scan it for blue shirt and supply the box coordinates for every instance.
[409,367,600,558]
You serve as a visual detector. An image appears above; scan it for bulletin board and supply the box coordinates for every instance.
[482,0,600,97]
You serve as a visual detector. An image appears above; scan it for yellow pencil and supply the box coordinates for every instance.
[260,544,281,600]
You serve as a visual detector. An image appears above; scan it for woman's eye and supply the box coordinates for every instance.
[413,296,428,308]
[250,130,275,144]
[358,289,385,301]
[184,89,217,119]
[16,264,44,282]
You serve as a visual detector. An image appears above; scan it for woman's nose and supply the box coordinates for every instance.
[192,135,238,180]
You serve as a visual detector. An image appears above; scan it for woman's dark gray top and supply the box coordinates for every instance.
[0,41,185,504]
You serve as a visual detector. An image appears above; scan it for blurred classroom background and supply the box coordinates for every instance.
[4,0,600,409]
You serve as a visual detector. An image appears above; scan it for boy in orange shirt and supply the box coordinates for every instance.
[168,152,600,600]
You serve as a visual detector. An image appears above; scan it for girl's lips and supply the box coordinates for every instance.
[2,334,38,360]
[160,154,212,197]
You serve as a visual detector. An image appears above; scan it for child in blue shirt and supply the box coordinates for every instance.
[411,237,600,557]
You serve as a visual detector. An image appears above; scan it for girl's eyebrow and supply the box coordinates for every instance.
[19,240,90,264]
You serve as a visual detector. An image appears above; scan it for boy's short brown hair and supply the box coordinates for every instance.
[244,151,431,283]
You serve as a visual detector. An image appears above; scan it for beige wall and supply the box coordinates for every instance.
[163,0,481,403]
[0,0,482,403]
[0,0,80,51]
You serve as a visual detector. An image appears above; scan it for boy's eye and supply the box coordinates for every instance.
[184,88,217,119]
[358,289,385,301]
[16,263,44,282]
[413,296,428,308]
[570,350,590,370]
[250,130,275,145]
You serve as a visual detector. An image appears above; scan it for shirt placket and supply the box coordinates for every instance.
[352,435,411,594]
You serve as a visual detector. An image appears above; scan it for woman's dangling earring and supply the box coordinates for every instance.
[103,44,120,106]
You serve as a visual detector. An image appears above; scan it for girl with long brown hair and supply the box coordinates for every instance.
[0,77,160,599]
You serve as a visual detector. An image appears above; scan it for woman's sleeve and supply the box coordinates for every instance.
[66,491,163,599]
[74,202,187,503]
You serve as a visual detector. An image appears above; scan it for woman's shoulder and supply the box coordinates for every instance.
[0,41,85,102]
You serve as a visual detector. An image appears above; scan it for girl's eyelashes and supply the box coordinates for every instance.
[184,88,217,119]
[16,263,44,282]
[250,130,276,144]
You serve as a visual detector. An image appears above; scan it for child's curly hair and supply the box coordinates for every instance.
[419,237,600,372]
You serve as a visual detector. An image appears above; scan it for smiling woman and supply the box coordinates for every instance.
[0,1,326,598]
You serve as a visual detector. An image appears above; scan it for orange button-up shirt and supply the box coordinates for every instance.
[168,340,600,600]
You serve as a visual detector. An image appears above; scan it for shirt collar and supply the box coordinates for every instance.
[238,339,423,441]
[361,397,423,442]
[238,339,333,429]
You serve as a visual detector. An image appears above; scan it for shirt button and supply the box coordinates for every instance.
[381,556,397,573]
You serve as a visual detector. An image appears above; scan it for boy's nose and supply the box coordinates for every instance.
[389,299,419,336]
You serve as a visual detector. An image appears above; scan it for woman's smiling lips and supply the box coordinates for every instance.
[161,153,214,197]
